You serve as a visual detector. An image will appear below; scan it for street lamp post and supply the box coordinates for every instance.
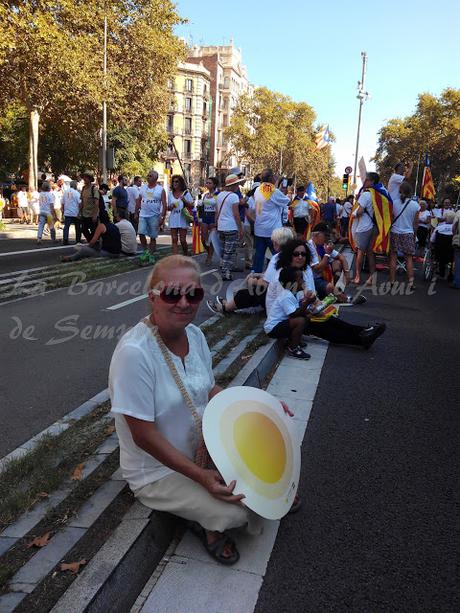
[102,15,108,184]
[352,52,369,187]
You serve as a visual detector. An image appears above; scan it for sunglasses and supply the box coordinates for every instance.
[292,251,307,258]
[151,287,204,304]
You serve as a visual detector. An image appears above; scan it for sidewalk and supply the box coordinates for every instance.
[132,338,329,613]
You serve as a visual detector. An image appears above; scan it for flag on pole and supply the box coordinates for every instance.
[421,153,436,200]
[315,125,330,150]
[305,181,318,202]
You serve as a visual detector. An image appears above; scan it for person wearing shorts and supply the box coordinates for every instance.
[136,170,166,263]
[389,181,419,287]
[352,172,380,285]
[200,177,219,264]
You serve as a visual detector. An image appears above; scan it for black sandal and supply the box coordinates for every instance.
[189,523,240,566]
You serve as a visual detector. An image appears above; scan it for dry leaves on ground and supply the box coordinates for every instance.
[105,424,116,435]
[71,463,85,481]
[60,559,87,574]
[27,532,51,548]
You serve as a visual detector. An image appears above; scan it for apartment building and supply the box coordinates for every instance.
[155,61,212,189]
[187,43,253,180]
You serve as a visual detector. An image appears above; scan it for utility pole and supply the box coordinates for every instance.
[102,15,108,184]
[352,52,369,187]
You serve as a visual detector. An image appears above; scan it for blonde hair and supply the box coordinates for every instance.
[148,255,201,290]
[271,227,295,246]
[444,210,455,224]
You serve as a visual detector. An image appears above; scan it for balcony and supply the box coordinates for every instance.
[184,127,192,135]
[182,151,192,160]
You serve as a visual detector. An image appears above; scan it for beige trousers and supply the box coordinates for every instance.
[243,226,253,267]
[135,471,263,534]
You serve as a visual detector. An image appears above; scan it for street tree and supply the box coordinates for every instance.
[374,88,460,199]
[0,0,185,187]
[225,87,337,200]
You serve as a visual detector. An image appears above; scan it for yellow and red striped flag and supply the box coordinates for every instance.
[421,154,436,200]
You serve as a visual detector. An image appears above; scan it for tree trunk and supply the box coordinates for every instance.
[28,108,40,190]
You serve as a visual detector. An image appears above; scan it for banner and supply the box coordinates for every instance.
[203,386,301,520]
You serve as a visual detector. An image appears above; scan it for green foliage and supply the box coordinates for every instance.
[0,104,29,179]
[0,0,186,179]
[225,87,337,200]
[375,88,460,199]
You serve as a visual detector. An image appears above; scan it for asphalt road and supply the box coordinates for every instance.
[256,272,460,612]
[0,250,240,457]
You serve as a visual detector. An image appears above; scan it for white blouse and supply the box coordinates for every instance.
[109,322,215,491]
[168,190,194,229]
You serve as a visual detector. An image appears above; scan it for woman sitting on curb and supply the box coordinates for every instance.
[109,255,295,566]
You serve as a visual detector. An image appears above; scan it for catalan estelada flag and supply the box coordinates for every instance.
[191,210,205,255]
[421,153,436,200]
[368,185,393,254]
[315,125,330,150]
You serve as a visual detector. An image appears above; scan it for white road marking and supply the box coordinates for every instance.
[0,245,74,257]
[105,293,148,311]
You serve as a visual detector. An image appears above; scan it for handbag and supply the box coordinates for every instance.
[182,206,194,224]
[144,318,213,469]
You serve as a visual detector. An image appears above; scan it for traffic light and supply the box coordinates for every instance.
[342,173,350,190]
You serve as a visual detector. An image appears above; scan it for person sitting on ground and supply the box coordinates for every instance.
[389,181,419,288]
[116,208,138,255]
[266,255,386,351]
[430,209,455,280]
[308,223,366,305]
[62,204,121,261]
[109,255,295,566]
[206,227,295,315]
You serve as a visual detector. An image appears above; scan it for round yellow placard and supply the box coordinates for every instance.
[203,386,301,520]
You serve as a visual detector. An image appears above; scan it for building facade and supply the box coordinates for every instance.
[187,44,253,181]
[155,61,212,190]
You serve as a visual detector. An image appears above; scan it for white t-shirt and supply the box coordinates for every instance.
[217,191,240,232]
[116,219,138,254]
[341,201,353,218]
[418,210,431,228]
[168,191,193,229]
[110,322,215,490]
[354,191,374,233]
[126,185,140,214]
[202,191,218,215]
[387,173,405,204]
[244,195,256,228]
[265,266,315,315]
[430,223,453,242]
[17,191,28,208]
[264,289,298,333]
[306,240,321,267]
[432,207,450,220]
[139,184,164,218]
[62,188,81,217]
[38,192,54,215]
[53,189,63,210]
[263,252,279,283]
[336,203,343,217]
[254,185,289,238]
[30,190,40,213]
[291,197,310,218]
[391,198,419,234]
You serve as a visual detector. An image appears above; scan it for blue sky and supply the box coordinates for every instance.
[175,0,460,177]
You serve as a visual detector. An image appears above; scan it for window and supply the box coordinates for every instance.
[185,78,193,92]
[224,76,230,89]
[184,139,192,154]
[203,84,207,96]
[184,117,192,134]
[203,101,207,116]
[167,114,174,132]
[223,97,229,111]
[167,78,175,90]
[185,97,192,112]
[223,115,228,128]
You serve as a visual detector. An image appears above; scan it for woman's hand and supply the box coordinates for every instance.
[199,469,245,504]
[280,401,294,417]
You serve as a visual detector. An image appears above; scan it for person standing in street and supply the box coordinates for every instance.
[79,171,99,242]
[17,185,29,224]
[216,174,245,281]
[112,174,129,217]
[126,175,141,231]
[62,180,82,244]
[416,200,431,254]
[290,185,310,239]
[136,170,166,264]
[200,177,220,264]
[36,182,57,245]
[450,208,460,289]
[252,168,290,273]
[53,180,65,230]
[168,174,194,256]
[340,194,353,240]
[389,181,419,288]
[387,161,413,203]
[28,187,39,224]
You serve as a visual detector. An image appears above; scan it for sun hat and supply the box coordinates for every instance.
[81,170,95,181]
[225,174,245,187]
